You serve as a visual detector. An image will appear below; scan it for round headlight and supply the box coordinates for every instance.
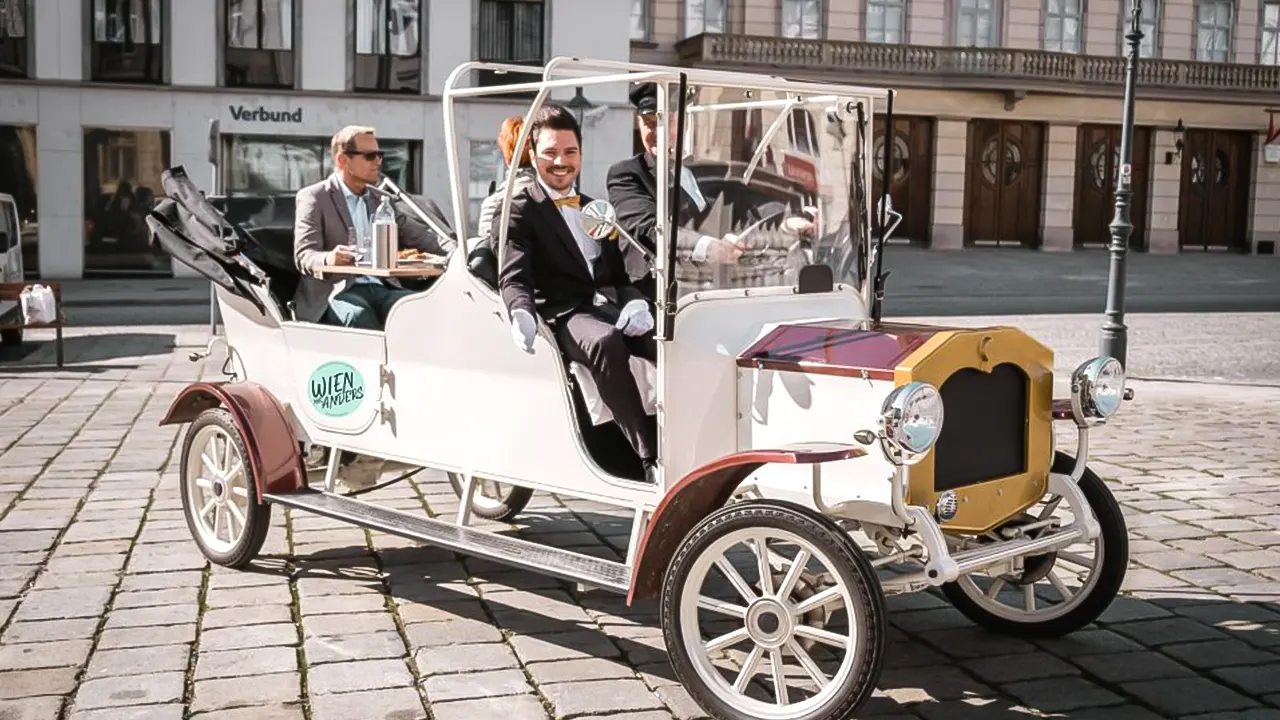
[1071,356,1126,421]
[878,381,944,461]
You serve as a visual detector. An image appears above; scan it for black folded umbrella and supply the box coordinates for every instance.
[145,165,272,315]
[145,206,266,316]
[159,166,239,252]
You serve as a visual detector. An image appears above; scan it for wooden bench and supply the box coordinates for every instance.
[0,282,66,367]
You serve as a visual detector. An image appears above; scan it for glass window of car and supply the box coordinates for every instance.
[672,86,865,298]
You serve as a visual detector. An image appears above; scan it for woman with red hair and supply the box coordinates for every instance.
[475,116,536,242]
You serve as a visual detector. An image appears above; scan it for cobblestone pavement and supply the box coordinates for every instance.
[1,325,1279,720]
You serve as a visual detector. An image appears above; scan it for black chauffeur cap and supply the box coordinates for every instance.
[629,82,658,115]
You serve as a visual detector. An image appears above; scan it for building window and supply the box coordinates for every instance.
[1044,0,1082,52]
[354,0,422,93]
[221,134,421,196]
[0,125,38,276]
[91,0,165,84]
[468,140,503,226]
[83,128,171,275]
[224,0,294,88]
[781,0,822,38]
[955,0,997,47]
[1264,2,1279,64]
[1196,0,1232,61]
[866,0,905,42]
[223,135,326,196]
[0,0,29,79]
[1124,0,1159,57]
[476,0,544,87]
[685,0,727,37]
[631,0,649,40]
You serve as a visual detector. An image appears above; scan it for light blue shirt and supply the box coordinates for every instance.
[336,174,373,243]
[335,174,379,285]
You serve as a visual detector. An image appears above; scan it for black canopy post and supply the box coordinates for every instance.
[207,118,221,335]
[870,90,894,324]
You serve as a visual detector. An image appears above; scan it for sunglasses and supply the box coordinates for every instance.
[345,150,384,161]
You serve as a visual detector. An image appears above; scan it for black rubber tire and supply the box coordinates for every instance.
[940,451,1129,638]
[448,472,533,522]
[0,328,22,346]
[179,408,272,568]
[660,500,887,720]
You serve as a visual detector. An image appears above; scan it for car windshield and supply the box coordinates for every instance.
[668,85,872,300]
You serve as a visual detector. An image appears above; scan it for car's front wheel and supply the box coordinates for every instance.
[661,500,886,720]
[940,451,1129,638]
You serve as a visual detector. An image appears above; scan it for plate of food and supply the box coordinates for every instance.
[397,249,433,264]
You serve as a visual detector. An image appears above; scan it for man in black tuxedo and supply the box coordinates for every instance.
[605,82,752,300]
[499,105,659,483]
[607,83,821,299]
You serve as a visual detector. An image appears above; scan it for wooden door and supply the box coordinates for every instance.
[872,115,935,245]
[964,120,1045,247]
[1072,124,1152,250]
[1179,129,1253,252]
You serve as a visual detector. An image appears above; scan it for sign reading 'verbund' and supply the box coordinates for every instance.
[229,105,303,123]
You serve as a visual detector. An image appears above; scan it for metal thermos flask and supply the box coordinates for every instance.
[371,196,398,269]
[372,223,397,269]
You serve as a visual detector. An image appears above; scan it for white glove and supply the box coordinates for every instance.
[510,309,536,353]
[692,233,747,263]
[615,299,654,337]
[783,215,816,236]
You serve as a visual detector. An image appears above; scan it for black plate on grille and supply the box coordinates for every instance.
[933,363,1028,491]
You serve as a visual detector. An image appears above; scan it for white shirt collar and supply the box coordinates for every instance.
[334,173,367,203]
[535,172,600,276]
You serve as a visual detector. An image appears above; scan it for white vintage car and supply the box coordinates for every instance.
[147,58,1132,720]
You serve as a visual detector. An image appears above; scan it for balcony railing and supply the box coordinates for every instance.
[675,33,1280,101]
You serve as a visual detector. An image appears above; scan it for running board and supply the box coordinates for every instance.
[265,489,631,593]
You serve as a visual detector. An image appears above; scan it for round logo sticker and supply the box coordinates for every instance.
[307,361,365,417]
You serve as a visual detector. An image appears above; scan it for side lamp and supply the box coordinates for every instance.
[1164,119,1185,165]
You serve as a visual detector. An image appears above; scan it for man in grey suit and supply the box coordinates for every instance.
[292,125,455,329]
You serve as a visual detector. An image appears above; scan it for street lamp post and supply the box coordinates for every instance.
[566,86,596,194]
[1099,1,1144,369]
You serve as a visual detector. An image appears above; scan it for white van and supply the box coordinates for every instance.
[0,193,26,345]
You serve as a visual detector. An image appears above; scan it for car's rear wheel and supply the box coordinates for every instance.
[448,473,533,522]
[940,451,1129,638]
[180,408,272,568]
[661,500,886,720]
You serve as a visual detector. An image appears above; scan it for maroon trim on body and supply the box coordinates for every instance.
[736,320,944,380]
[160,381,307,501]
[626,443,867,606]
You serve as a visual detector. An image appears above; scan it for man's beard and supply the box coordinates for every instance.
[543,166,576,190]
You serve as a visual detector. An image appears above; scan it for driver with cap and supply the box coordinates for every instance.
[605,82,752,300]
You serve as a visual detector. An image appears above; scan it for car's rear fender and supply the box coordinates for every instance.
[159,381,307,502]
[625,442,868,605]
